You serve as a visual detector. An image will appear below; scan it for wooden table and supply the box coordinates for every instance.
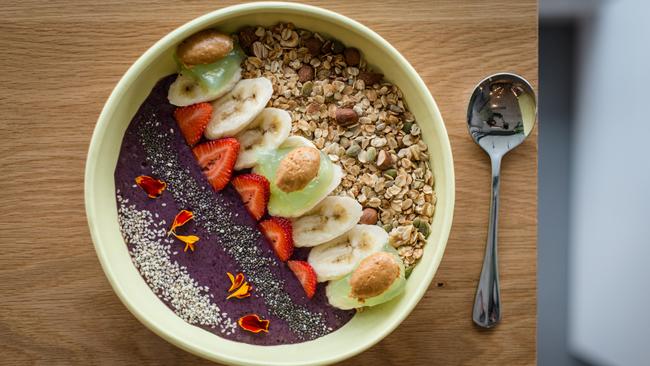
[1,1,537,364]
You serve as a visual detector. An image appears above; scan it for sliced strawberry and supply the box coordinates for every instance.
[231,173,270,221]
[174,103,212,146]
[192,138,240,191]
[287,260,317,299]
[259,217,294,261]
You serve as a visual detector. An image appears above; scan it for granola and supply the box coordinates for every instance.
[237,23,436,268]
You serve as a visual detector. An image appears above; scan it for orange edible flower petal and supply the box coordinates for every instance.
[238,314,269,334]
[135,175,166,198]
[227,272,245,292]
[227,282,251,299]
[172,233,199,252]
[168,209,194,235]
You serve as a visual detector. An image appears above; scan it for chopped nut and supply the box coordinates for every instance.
[344,47,361,66]
[304,37,323,56]
[298,65,314,82]
[376,150,393,170]
[238,26,257,51]
[335,108,358,127]
[359,71,383,85]
[331,40,345,54]
[359,208,379,225]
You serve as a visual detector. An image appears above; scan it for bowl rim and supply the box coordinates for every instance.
[85,2,455,365]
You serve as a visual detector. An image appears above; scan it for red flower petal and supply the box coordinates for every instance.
[135,175,166,198]
[238,314,269,334]
[169,210,194,234]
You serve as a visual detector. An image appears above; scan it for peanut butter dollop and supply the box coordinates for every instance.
[275,147,321,193]
[349,252,400,301]
[177,29,233,66]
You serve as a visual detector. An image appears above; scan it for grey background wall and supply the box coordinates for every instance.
[539,20,586,366]
[539,1,650,365]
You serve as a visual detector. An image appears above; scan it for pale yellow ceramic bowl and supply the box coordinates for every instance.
[85,2,454,365]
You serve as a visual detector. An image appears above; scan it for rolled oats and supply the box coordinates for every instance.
[240,23,436,268]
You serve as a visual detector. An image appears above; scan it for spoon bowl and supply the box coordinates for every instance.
[467,73,536,328]
[468,73,536,156]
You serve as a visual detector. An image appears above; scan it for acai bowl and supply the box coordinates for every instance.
[85,2,454,365]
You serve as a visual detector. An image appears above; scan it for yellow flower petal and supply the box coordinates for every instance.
[227,282,251,299]
[172,233,199,252]
[227,272,245,292]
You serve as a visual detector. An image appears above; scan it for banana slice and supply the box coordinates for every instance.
[205,77,273,140]
[168,70,241,107]
[292,196,363,248]
[280,135,316,149]
[234,108,292,170]
[308,224,388,282]
[319,164,343,208]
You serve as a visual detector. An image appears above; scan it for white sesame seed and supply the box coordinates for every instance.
[117,195,237,334]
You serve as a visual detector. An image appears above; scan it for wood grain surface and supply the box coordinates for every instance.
[0,0,537,364]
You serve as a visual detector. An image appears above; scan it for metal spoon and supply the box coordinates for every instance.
[467,73,537,328]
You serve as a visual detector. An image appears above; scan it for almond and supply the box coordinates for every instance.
[335,108,359,127]
[276,147,321,193]
[177,29,233,66]
[349,252,400,300]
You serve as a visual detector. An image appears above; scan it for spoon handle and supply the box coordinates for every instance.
[472,154,502,328]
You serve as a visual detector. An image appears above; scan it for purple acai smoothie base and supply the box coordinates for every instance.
[114,75,355,345]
